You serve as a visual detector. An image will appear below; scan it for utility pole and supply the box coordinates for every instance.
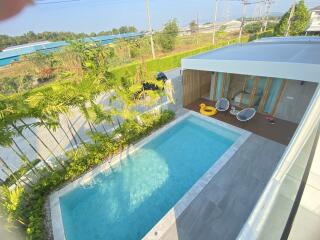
[263,0,272,31]
[258,3,262,21]
[145,0,155,59]
[226,1,231,22]
[238,0,247,43]
[285,3,296,36]
[252,4,258,21]
[260,0,267,32]
[196,12,199,45]
[212,0,219,45]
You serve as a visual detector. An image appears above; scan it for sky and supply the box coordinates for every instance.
[0,0,319,36]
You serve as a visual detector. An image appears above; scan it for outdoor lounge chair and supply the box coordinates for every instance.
[215,98,230,112]
[236,108,256,122]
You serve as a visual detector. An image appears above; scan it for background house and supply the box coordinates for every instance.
[306,6,320,35]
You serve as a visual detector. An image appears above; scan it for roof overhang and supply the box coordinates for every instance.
[181,37,320,83]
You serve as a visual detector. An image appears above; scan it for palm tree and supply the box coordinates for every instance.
[10,122,54,172]
[40,119,70,155]
[0,118,41,177]
[0,156,32,188]
[10,140,42,177]
[1,92,56,172]
[33,86,77,149]
[58,120,77,149]
[19,119,66,169]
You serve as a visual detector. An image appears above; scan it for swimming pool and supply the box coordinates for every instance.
[51,112,249,240]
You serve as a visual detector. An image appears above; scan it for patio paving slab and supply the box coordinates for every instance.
[161,134,286,240]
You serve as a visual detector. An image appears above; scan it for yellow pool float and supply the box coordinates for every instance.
[199,103,217,116]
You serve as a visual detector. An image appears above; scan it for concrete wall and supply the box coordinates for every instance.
[275,81,318,123]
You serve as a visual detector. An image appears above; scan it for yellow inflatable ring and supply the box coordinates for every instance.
[199,103,217,116]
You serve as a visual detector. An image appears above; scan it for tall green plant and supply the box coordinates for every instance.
[274,0,310,36]
[157,19,179,51]
[0,156,32,188]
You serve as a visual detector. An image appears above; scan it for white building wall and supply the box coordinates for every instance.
[289,136,320,240]
[275,81,318,123]
[307,9,320,33]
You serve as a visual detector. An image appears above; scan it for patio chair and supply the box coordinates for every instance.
[215,98,230,112]
[236,108,256,122]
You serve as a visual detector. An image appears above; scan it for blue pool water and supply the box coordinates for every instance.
[59,115,240,240]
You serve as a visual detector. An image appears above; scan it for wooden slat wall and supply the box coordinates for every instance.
[183,71,287,115]
[272,80,287,116]
[200,71,212,97]
[248,76,260,107]
[239,76,247,106]
[221,73,227,97]
[213,72,218,100]
[258,77,272,113]
[183,70,210,106]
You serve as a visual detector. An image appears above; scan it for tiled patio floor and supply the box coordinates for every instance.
[161,134,286,240]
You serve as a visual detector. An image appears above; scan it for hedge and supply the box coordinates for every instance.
[111,36,250,79]
[3,36,250,100]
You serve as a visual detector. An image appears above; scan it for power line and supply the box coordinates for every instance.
[36,0,80,5]
[2,25,248,66]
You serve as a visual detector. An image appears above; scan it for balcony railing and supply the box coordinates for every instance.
[237,84,320,240]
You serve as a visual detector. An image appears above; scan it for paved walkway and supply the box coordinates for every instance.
[161,134,286,240]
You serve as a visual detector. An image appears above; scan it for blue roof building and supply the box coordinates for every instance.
[0,32,143,67]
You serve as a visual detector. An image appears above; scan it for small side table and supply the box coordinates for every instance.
[229,108,239,116]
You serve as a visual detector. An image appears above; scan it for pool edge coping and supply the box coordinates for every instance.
[49,110,251,240]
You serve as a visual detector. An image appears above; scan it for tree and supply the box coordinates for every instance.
[157,19,179,52]
[189,20,198,33]
[244,22,263,34]
[216,25,228,39]
[274,0,310,36]
[127,26,137,33]
[119,26,129,34]
[0,26,138,50]
[112,28,120,35]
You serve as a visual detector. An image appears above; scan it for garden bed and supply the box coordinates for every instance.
[1,110,175,240]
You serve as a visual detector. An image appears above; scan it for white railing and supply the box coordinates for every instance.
[237,84,320,239]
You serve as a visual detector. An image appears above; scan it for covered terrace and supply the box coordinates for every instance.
[181,37,320,145]
[154,36,320,240]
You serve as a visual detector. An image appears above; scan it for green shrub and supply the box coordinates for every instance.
[249,30,275,41]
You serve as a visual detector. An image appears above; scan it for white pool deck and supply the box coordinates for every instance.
[49,111,251,240]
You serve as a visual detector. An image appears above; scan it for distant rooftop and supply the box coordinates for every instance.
[182,36,320,83]
[310,5,320,11]
[3,41,52,52]
[0,32,143,66]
